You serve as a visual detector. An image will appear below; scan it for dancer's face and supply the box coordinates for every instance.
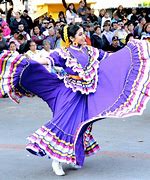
[72,27,86,46]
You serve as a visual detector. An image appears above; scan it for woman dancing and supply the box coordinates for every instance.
[0,24,150,176]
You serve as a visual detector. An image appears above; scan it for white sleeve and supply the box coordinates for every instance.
[66,10,74,24]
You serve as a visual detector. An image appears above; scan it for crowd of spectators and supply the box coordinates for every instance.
[0,1,150,98]
[0,1,150,57]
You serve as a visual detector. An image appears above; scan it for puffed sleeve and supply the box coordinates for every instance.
[97,49,110,61]
[49,51,66,68]
[49,50,67,77]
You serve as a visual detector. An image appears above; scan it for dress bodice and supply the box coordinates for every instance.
[49,45,104,94]
[67,46,89,68]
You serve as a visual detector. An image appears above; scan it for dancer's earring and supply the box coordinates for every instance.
[73,41,78,46]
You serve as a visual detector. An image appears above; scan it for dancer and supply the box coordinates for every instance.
[0,24,150,176]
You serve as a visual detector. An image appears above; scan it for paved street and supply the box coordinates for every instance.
[0,97,150,180]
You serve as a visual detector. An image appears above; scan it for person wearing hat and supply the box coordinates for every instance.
[107,36,122,52]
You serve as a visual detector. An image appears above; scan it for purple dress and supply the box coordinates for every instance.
[0,40,150,166]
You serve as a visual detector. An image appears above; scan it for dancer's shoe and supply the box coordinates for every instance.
[70,163,82,169]
[52,160,65,176]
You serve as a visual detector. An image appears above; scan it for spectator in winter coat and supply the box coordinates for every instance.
[10,11,29,34]
[101,21,114,50]
[21,10,33,33]
[107,36,122,52]
[17,34,30,54]
[1,21,11,40]
[91,25,103,49]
